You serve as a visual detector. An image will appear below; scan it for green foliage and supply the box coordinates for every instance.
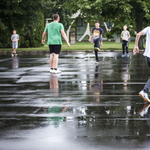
[0,0,44,48]
[64,0,103,22]
[20,12,44,48]
[0,0,74,48]
[105,32,113,40]
[64,0,150,48]
[43,0,73,30]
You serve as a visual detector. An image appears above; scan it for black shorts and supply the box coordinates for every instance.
[49,45,61,54]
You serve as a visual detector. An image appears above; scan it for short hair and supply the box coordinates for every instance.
[124,25,127,27]
[53,14,59,20]
[95,21,99,24]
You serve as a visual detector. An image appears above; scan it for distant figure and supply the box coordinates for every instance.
[121,25,130,58]
[11,30,19,57]
[89,21,103,64]
[42,14,70,74]
[12,57,19,69]
[89,65,103,102]
[43,75,67,125]
[133,27,150,103]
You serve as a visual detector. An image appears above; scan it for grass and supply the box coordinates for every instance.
[0,41,137,51]
[61,41,136,51]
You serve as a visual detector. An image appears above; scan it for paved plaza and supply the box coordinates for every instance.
[0,52,150,150]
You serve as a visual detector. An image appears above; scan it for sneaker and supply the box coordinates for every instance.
[139,104,150,117]
[94,47,100,52]
[53,69,61,74]
[50,69,54,73]
[139,90,150,103]
[15,53,18,57]
[126,54,129,58]
[95,61,99,64]
[122,54,125,58]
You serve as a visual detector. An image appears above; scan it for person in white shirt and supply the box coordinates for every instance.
[11,30,19,57]
[133,27,150,103]
[121,25,130,58]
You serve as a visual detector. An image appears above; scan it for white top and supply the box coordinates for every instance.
[143,27,150,57]
[11,34,19,43]
[121,30,130,41]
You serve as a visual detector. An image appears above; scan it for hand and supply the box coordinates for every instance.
[42,40,45,44]
[101,42,103,46]
[133,46,139,55]
[67,42,70,47]
[89,38,91,42]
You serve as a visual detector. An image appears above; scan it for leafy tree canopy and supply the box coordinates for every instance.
[64,0,150,48]
[0,0,73,48]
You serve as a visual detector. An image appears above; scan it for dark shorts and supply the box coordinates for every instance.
[49,45,61,54]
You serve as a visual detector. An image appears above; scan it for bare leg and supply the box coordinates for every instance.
[50,53,54,68]
[12,49,15,54]
[13,48,17,54]
[53,54,59,69]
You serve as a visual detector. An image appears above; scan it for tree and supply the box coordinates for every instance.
[64,0,150,49]
[0,0,45,48]
[0,0,73,48]
[0,0,43,30]
[43,0,73,30]
[101,0,150,49]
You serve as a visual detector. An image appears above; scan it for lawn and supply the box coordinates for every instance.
[0,41,138,51]
[61,41,136,51]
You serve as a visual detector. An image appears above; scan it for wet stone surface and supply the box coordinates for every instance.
[0,52,150,150]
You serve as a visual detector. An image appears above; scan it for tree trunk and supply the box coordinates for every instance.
[136,13,144,49]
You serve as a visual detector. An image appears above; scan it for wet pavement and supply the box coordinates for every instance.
[0,52,150,150]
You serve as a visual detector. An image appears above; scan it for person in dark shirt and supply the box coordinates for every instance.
[89,21,103,64]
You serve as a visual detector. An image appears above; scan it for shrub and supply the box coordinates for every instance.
[0,13,44,48]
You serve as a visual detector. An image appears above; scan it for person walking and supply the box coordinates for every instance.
[121,25,130,58]
[42,14,70,74]
[89,21,103,64]
[11,30,19,57]
[133,26,150,103]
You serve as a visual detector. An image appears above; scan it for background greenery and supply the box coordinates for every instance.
[1,0,150,49]
[0,42,138,51]
[64,0,150,49]
[0,0,72,48]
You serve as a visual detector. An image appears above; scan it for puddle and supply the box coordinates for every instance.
[0,52,150,150]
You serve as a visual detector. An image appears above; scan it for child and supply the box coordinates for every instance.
[89,21,103,64]
[121,25,130,58]
[11,30,19,57]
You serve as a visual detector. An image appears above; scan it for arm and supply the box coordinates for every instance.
[61,107,67,112]
[60,30,70,47]
[121,35,123,40]
[133,31,143,55]
[17,35,19,41]
[11,36,14,42]
[89,28,94,42]
[128,33,130,39]
[101,34,103,46]
[121,32,124,40]
[89,34,93,42]
[42,31,47,44]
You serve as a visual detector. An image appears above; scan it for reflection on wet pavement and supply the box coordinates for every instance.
[0,52,150,150]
